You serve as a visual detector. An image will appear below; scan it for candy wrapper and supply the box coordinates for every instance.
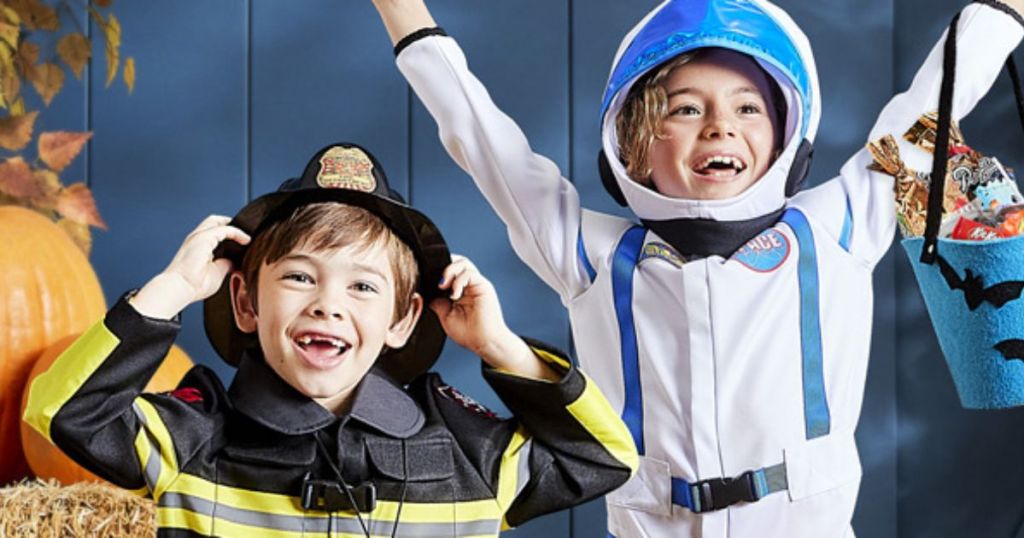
[868,113,1023,239]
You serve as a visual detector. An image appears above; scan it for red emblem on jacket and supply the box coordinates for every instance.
[168,387,203,404]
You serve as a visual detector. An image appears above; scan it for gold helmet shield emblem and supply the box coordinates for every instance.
[316,146,377,192]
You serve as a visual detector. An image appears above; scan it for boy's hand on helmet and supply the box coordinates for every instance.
[130,215,250,320]
[430,256,560,381]
[430,255,512,356]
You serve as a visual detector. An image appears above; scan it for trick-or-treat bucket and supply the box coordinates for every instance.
[903,234,1024,408]
[904,9,1024,409]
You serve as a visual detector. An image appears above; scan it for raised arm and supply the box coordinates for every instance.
[22,216,248,495]
[372,0,597,302]
[792,1,1024,266]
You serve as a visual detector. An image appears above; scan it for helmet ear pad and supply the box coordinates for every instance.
[785,139,814,197]
[598,149,628,207]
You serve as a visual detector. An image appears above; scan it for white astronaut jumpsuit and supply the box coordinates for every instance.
[394,0,1023,535]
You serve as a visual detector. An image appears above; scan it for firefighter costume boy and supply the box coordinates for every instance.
[22,143,638,537]
[372,0,1024,536]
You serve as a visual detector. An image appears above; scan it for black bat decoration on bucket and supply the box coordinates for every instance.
[936,255,1024,310]
[995,340,1024,362]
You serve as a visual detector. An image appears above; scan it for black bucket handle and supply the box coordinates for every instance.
[920,1,1024,264]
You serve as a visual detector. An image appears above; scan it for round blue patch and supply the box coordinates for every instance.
[733,229,790,272]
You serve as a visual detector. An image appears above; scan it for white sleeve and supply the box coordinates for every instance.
[793,3,1024,267]
[397,34,590,302]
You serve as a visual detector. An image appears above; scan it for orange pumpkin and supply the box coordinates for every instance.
[0,206,106,485]
[19,333,194,484]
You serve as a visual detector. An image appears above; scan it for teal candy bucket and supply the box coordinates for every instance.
[903,235,1024,408]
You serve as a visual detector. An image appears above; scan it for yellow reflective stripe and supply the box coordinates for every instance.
[495,426,530,524]
[166,472,502,523]
[159,507,216,536]
[133,398,179,496]
[22,320,118,441]
[566,375,639,475]
[532,348,570,370]
[126,485,149,498]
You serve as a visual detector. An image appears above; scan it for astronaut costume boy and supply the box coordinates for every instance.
[388,0,1024,535]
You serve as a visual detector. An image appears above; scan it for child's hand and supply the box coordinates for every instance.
[430,256,559,381]
[130,215,251,320]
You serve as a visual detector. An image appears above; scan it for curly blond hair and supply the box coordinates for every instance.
[615,50,786,186]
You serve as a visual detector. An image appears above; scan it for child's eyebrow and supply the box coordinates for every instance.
[666,86,763,99]
[278,254,390,282]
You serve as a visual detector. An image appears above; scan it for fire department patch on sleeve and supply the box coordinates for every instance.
[437,385,498,420]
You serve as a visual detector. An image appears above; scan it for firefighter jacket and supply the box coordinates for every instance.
[392,1,1023,536]
[23,295,638,537]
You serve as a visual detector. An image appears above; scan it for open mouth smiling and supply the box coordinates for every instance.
[293,331,351,357]
[691,154,748,177]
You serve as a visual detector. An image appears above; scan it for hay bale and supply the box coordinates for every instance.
[0,480,155,537]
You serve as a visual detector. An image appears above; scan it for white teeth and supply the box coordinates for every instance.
[295,334,347,349]
[695,155,746,172]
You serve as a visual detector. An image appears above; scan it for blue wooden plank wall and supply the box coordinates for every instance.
[34,0,1024,536]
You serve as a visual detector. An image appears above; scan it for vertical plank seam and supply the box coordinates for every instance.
[244,0,253,203]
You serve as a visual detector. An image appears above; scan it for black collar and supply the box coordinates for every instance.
[229,351,425,438]
[641,208,785,259]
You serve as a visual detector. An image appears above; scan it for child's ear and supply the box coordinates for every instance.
[385,293,424,349]
[229,272,258,334]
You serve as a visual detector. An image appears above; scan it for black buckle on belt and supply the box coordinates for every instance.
[301,476,376,513]
[692,470,760,513]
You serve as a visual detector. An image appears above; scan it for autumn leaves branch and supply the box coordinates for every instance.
[0,0,135,255]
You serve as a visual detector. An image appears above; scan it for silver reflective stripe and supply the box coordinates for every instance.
[132,403,161,493]
[514,439,533,499]
[158,492,502,536]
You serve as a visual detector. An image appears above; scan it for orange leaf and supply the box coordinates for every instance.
[30,1,57,31]
[39,131,92,172]
[58,217,92,255]
[0,109,36,150]
[56,182,106,229]
[27,61,63,105]
[57,33,90,80]
[0,156,38,198]
[5,0,33,29]
[16,41,38,79]
[123,56,134,93]
[93,0,114,7]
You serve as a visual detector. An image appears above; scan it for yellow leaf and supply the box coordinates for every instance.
[38,131,93,172]
[2,68,20,104]
[30,168,61,208]
[0,109,36,150]
[0,22,18,49]
[102,13,120,87]
[27,61,63,105]
[123,56,134,93]
[1,6,22,26]
[58,217,92,255]
[10,96,24,115]
[57,182,107,230]
[57,32,90,80]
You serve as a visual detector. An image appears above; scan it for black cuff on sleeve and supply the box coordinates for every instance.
[106,290,182,340]
[394,26,448,56]
[974,0,1024,29]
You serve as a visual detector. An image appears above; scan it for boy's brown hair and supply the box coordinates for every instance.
[616,49,787,185]
[239,202,419,322]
